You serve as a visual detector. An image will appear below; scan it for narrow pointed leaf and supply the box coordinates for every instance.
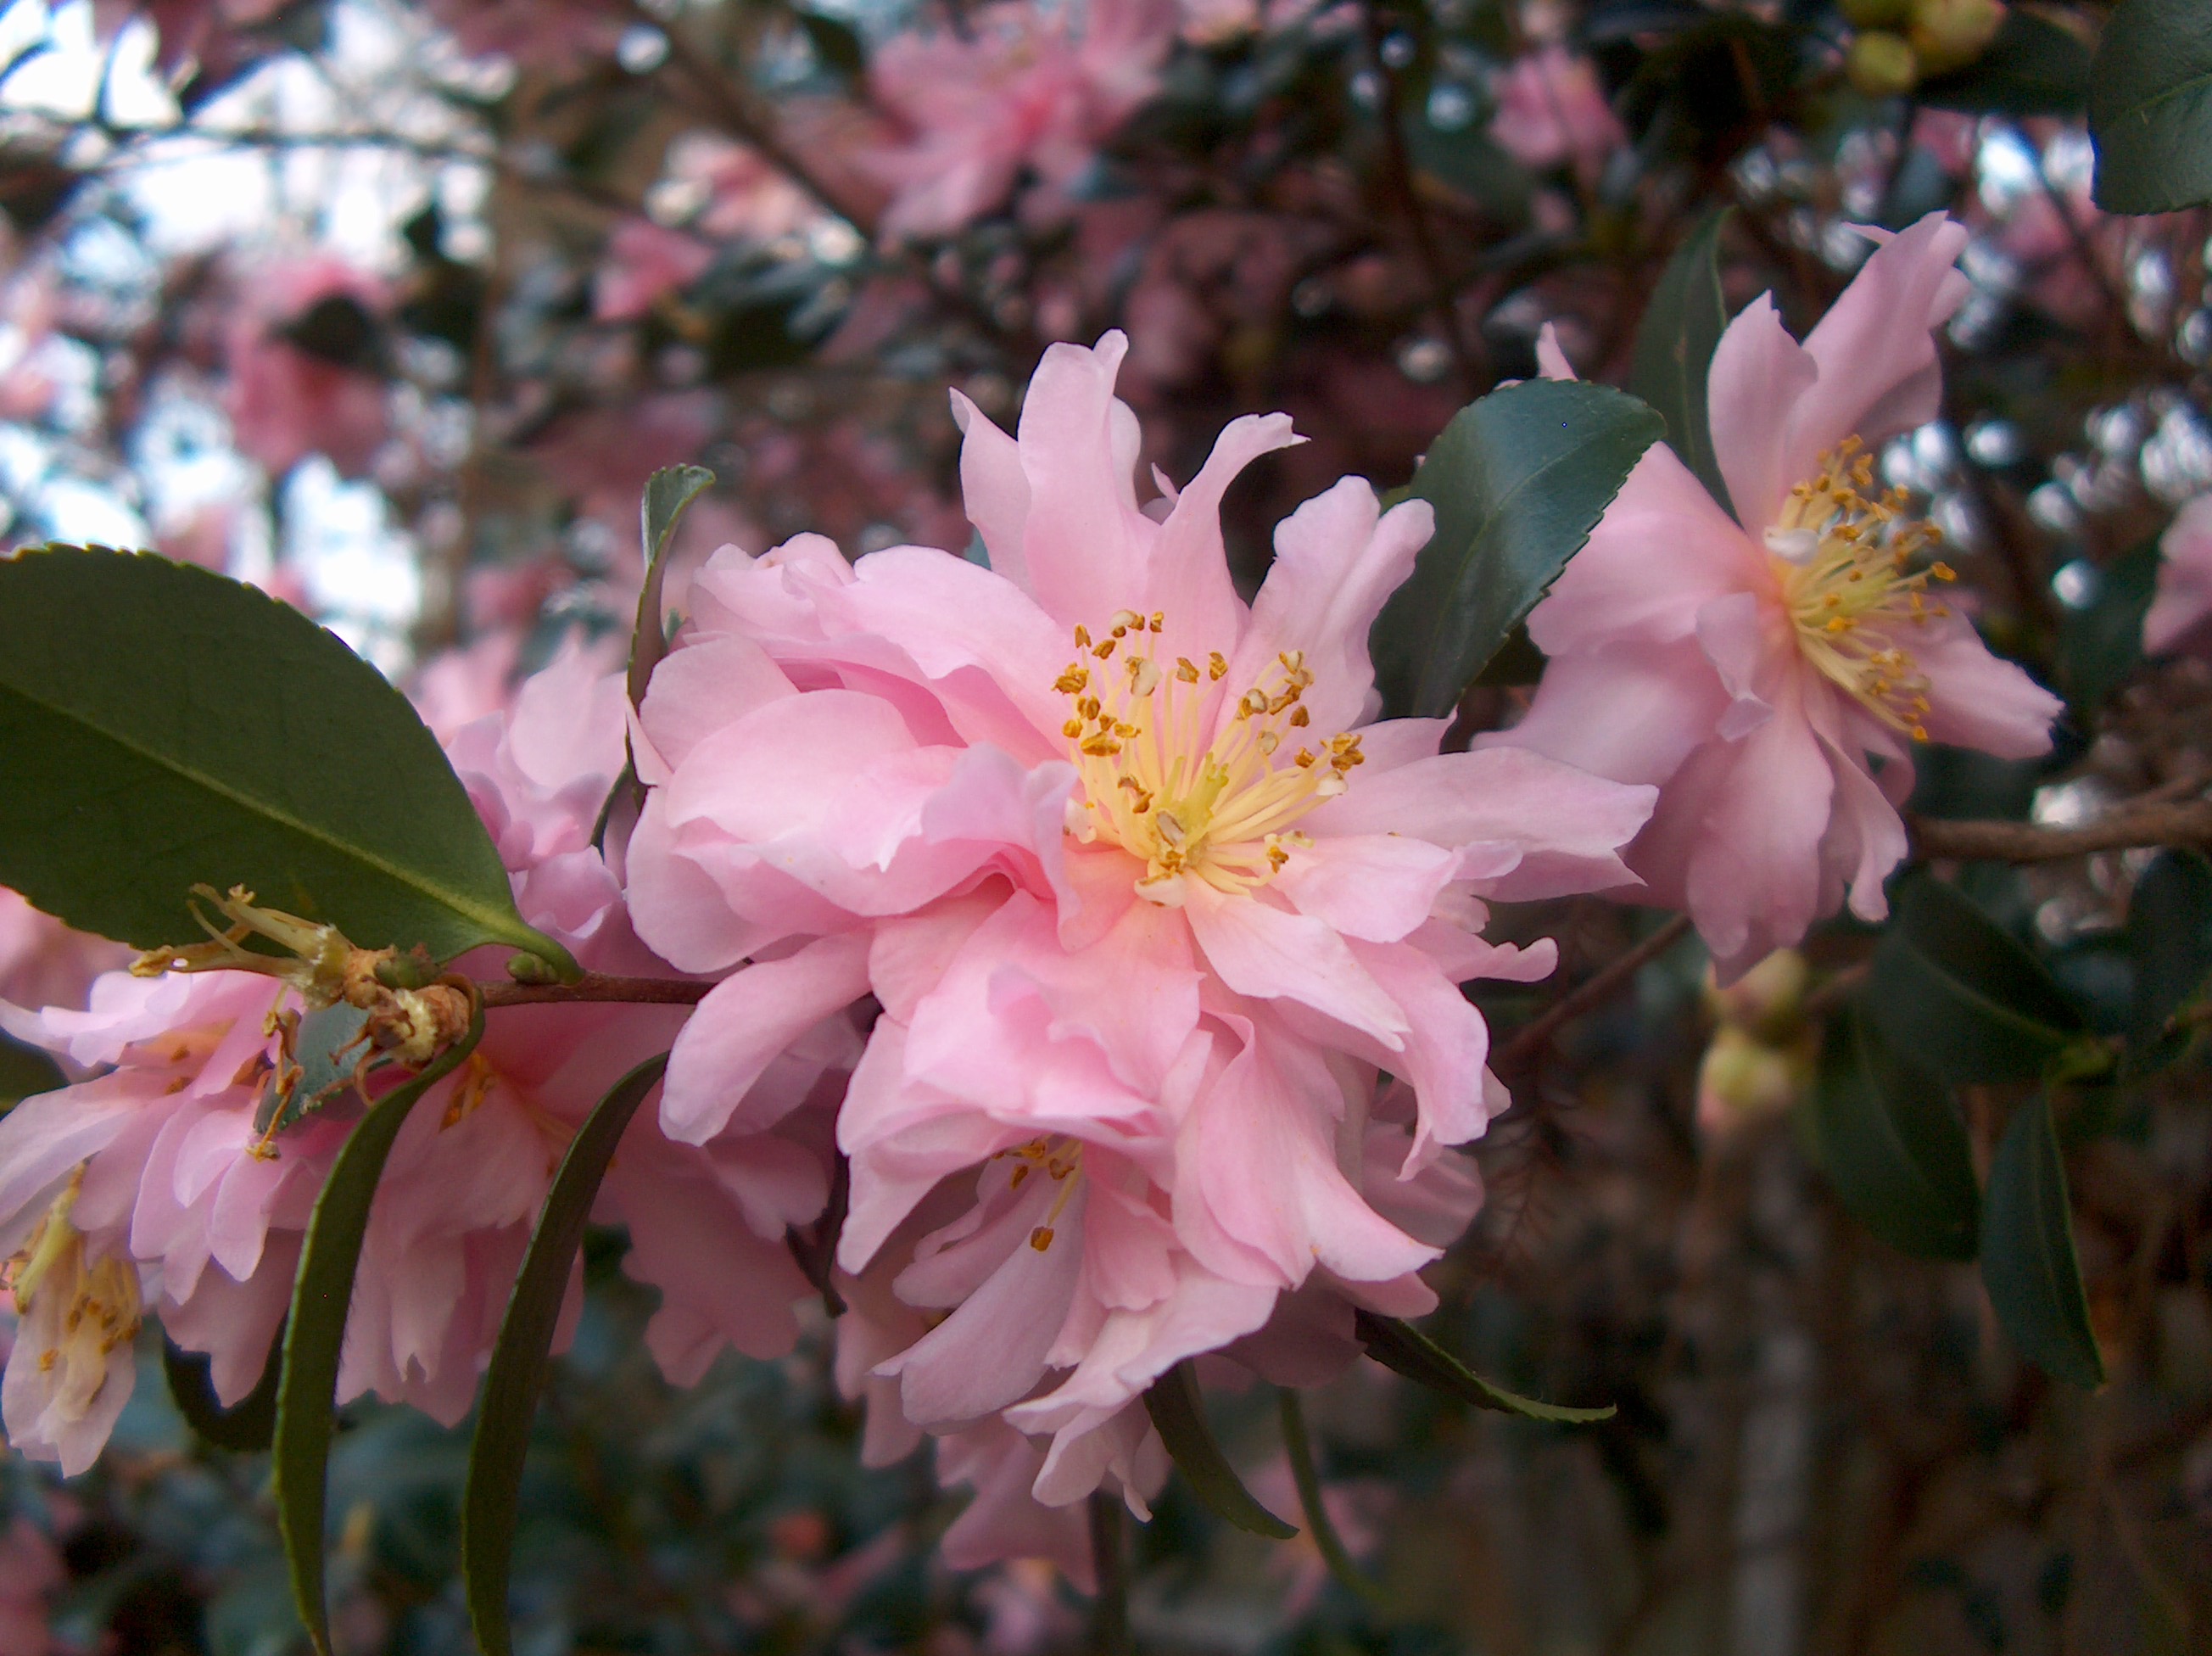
[1353,1311,1615,1423]
[628,465,716,711]
[1278,1390,1386,1609]
[2090,0,2212,214]
[275,1007,483,1656]
[1627,208,1732,517]
[1865,877,2086,1083]
[464,1052,668,1656]
[0,546,576,976]
[2120,850,2212,1067]
[1371,379,1663,718]
[163,1326,282,1453]
[1142,1361,1297,1539]
[1810,1008,1980,1260]
[1982,1094,2106,1389]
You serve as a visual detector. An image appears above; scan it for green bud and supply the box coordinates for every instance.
[1846,30,1921,97]
[1908,0,2003,76]
[506,951,563,985]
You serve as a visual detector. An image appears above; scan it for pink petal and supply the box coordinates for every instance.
[1706,293,1821,531]
[1796,214,1971,465]
[1181,883,1407,1049]
[951,388,1033,590]
[1912,616,2063,758]
[662,935,872,1143]
[1273,834,1460,943]
[1478,635,1730,788]
[1147,412,1302,663]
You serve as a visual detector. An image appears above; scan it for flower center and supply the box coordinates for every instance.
[1054,612,1364,904]
[997,1135,1085,1253]
[3,1177,142,1401]
[1766,437,1957,741]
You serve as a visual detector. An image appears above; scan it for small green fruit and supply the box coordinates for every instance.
[1908,0,2004,76]
[1846,30,1922,97]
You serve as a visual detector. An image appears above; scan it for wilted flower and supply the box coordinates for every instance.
[1491,215,2063,980]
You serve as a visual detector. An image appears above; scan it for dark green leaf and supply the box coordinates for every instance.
[464,1052,668,1656]
[1142,1361,1297,1539]
[1353,1311,1616,1423]
[2121,850,2212,1064]
[1627,208,1733,517]
[2060,537,2157,708]
[1277,1390,1386,1609]
[164,1327,282,1453]
[1921,8,2093,115]
[275,1006,484,1656]
[1402,118,1532,219]
[254,1002,373,1138]
[1981,1093,2105,1388]
[0,1032,62,1109]
[628,466,715,712]
[2089,0,2212,213]
[1809,1008,1980,1260]
[1371,380,1664,718]
[796,10,865,78]
[1865,877,2086,1083]
[0,547,577,976]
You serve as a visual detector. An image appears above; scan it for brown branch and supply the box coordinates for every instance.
[478,973,713,1008]
[1497,912,1695,1071]
[1910,800,2212,864]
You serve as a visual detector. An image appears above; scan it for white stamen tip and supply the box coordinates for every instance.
[1764,526,1822,564]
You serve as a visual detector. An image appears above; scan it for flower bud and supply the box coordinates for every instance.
[1846,30,1921,97]
[1908,0,2004,76]
[1696,1024,1813,1138]
[1703,948,1811,1045]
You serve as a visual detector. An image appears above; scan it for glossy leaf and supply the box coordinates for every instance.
[0,1033,62,1109]
[2121,850,2212,1066]
[275,1006,483,1656]
[627,465,716,712]
[464,1052,668,1656]
[1810,1008,1980,1261]
[1278,1390,1386,1609]
[1981,1094,2106,1389]
[1627,208,1732,517]
[1142,1360,1297,1539]
[2090,0,2212,213]
[1371,379,1664,718]
[1865,877,2086,1083]
[0,546,576,976]
[797,11,865,79]
[164,1328,282,1454]
[1353,1311,1616,1423]
[1922,8,2092,115]
[254,1002,372,1138]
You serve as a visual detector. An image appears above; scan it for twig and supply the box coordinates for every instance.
[478,973,712,1008]
[1910,800,2212,863]
[1497,913,1695,1072]
[1087,1491,1129,1655]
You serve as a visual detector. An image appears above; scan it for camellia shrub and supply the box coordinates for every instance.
[0,0,2207,1651]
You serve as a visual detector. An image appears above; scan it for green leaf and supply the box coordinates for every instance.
[1352,1311,1616,1423]
[796,10,865,79]
[1809,1008,1980,1260]
[2059,538,2157,709]
[464,1052,668,1656]
[0,547,576,976]
[254,1002,373,1138]
[0,1032,62,1110]
[1921,8,2093,115]
[628,466,715,712]
[1277,1390,1387,1610]
[1627,208,1733,517]
[1141,1361,1297,1539]
[1981,1093,2105,1388]
[1371,380,1664,719]
[2121,850,2212,1065]
[1402,117,1532,219]
[1864,877,2086,1083]
[274,1006,484,1656]
[164,1327,282,1453]
[2089,0,2212,213]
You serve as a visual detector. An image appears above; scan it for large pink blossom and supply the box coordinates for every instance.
[627,330,1652,1536]
[1489,214,2064,979]
[0,643,834,1467]
[2143,494,2212,657]
[863,0,1176,242]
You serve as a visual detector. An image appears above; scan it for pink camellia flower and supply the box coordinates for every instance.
[628,330,1653,1533]
[0,643,836,1465]
[1488,214,2064,981]
[863,0,1176,242]
[1489,48,1626,177]
[594,220,716,323]
[2143,494,2212,657]
[223,256,390,478]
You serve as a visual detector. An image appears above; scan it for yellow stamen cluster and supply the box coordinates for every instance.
[997,1136,1085,1252]
[1057,612,1363,904]
[3,1177,142,1402]
[1768,438,1958,741]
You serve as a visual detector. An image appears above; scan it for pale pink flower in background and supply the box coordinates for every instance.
[223,255,389,478]
[1490,214,2063,980]
[1489,48,1625,177]
[864,0,1176,241]
[628,330,1650,1531]
[668,136,823,245]
[594,220,716,323]
[420,0,623,70]
[0,1516,62,1655]
[2144,494,2212,657]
